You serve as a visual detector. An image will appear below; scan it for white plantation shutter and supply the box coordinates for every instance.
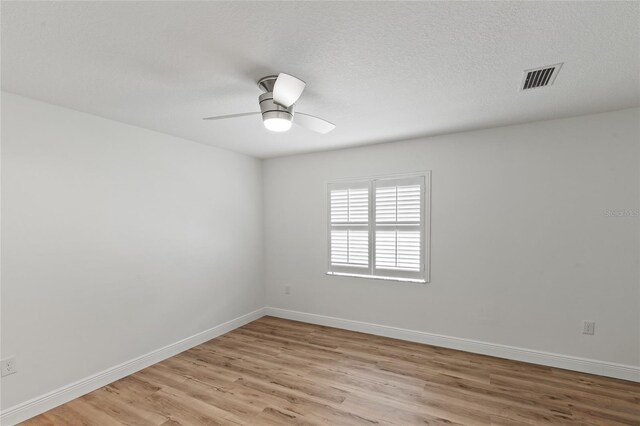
[375,230,421,271]
[373,176,425,280]
[330,230,368,266]
[328,182,370,274]
[375,184,422,223]
[327,173,429,282]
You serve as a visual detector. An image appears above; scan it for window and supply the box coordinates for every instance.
[327,172,430,283]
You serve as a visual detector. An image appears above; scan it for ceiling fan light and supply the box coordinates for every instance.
[262,110,293,132]
[264,117,292,132]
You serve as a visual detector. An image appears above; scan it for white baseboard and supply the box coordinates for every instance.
[265,307,640,383]
[0,308,266,426]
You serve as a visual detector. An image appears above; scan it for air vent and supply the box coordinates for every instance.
[521,63,563,90]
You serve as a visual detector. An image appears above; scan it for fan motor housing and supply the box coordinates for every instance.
[259,92,294,123]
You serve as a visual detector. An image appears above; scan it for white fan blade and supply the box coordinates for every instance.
[273,73,306,107]
[202,112,260,121]
[295,112,336,134]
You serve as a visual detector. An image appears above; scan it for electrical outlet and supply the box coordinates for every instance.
[1,357,17,377]
[284,286,291,295]
[583,321,595,335]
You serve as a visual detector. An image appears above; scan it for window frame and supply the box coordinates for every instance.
[326,171,431,284]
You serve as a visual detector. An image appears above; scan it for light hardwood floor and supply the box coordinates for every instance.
[23,316,640,425]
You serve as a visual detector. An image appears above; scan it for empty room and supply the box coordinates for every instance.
[1,1,639,425]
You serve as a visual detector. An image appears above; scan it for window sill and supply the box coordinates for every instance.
[326,272,427,284]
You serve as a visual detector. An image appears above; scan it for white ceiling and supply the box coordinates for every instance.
[2,1,639,158]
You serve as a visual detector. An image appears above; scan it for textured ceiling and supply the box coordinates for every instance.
[2,1,639,158]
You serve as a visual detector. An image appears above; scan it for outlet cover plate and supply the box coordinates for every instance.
[583,321,595,335]
[1,357,17,377]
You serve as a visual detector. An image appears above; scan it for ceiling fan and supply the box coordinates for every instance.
[203,73,335,134]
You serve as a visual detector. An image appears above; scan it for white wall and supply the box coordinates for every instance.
[0,93,264,410]
[2,94,638,415]
[264,108,640,367]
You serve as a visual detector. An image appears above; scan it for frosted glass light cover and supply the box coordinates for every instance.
[263,117,292,132]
